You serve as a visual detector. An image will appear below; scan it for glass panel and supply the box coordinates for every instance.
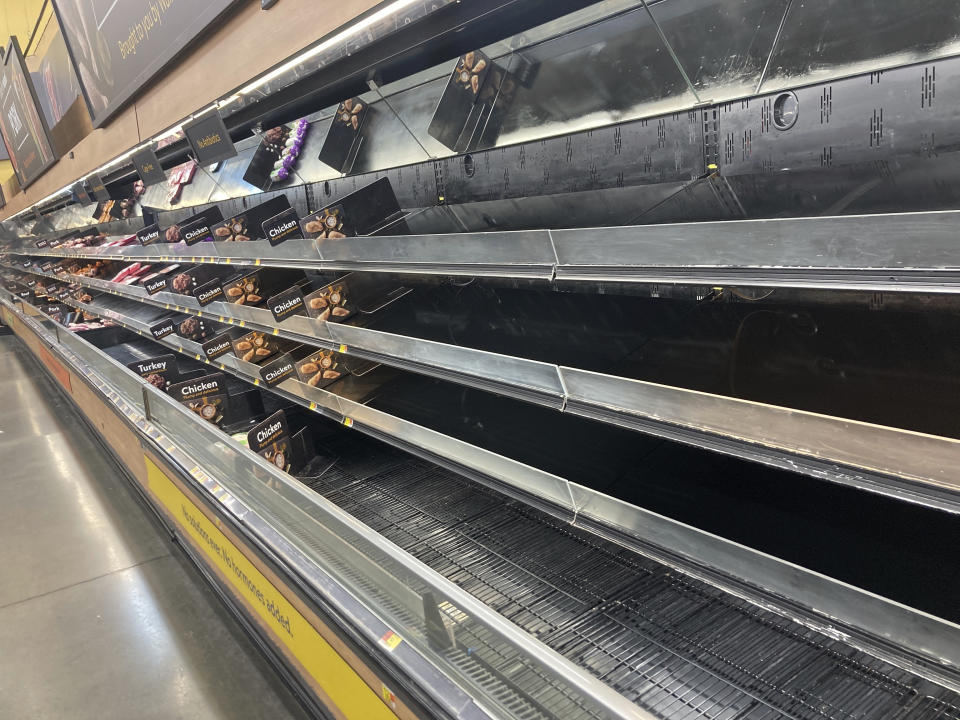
[649,0,790,99]
[142,387,632,719]
[491,6,693,146]
[57,327,147,411]
[762,0,960,91]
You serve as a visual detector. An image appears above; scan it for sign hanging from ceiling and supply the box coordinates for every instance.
[0,37,58,189]
[132,145,166,185]
[184,109,237,165]
[51,0,240,128]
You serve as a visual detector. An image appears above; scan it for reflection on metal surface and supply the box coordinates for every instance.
[649,0,790,100]
[560,365,960,512]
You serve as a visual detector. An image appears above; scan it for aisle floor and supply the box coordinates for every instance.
[0,336,310,720]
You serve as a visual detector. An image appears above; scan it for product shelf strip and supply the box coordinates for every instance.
[15,210,960,293]
[10,261,960,515]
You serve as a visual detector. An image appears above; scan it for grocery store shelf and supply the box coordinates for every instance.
[12,261,960,515]
[8,288,960,699]
[52,269,568,409]
[0,290,646,720]
[53,292,579,515]
[16,210,960,292]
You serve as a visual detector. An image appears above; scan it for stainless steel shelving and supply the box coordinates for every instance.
[7,286,960,701]
[0,289,650,720]
[16,210,960,292]
[12,261,960,515]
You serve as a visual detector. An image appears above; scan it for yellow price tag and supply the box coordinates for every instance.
[272,328,279,335]
[379,631,402,651]
[309,402,317,410]
[253,378,260,386]
[343,417,353,427]
[338,344,348,353]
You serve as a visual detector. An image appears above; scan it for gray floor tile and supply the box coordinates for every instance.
[0,430,172,607]
[0,554,309,720]
[0,336,310,718]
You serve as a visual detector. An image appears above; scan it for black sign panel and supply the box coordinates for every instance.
[137,223,161,245]
[52,0,240,127]
[178,206,223,246]
[0,37,58,189]
[301,177,404,243]
[88,173,109,202]
[194,278,224,306]
[35,239,48,248]
[259,353,295,387]
[72,181,91,204]
[126,354,178,390]
[202,331,234,360]
[149,318,176,339]
[32,20,82,129]
[268,286,305,323]
[263,207,303,246]
[318,98,369,173]
[247,410,288,453]
[184,109,237,165]
[132,146,165,185]
[211,195,289,243]
[181,218,215,246]
[143,275,168,295]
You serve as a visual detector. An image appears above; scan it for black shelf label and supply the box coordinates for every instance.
[88,174,110,202]
[259,353,295,387]
[73,181,92,205]
[248,410,289,452]
[149,319,176,339]
[144,276,168,295]
[268,286,305,322]
[177,207,224,246]
[181,217,214,246]
[126,354,179,389]
[263,206,303,246]
[137,223,161,246]
[202,332,234,360]
[194,278,224,306]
